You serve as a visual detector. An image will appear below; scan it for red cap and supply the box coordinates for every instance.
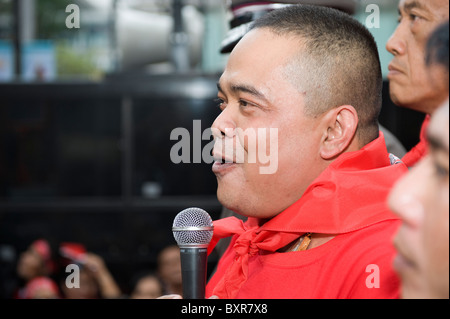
[59,242,87,264]
[31,239,51,261]
[31,239,55,274]
[24,277,60,299]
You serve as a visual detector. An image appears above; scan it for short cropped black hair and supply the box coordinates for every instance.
[250,5,383,145]
[426,20,449,73]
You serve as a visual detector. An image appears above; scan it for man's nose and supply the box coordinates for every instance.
[211,106,237,139]
[386,25,407,57]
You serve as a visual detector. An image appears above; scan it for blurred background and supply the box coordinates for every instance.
[0,0,425,298]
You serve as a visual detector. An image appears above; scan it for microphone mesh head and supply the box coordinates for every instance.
[172,207,214,247]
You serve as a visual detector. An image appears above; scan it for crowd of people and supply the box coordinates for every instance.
[8,239,182,299]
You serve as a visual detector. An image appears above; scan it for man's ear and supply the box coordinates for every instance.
[320,105,358,160]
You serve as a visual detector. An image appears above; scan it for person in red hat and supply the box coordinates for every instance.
[23,276,61,299]
[14,239,56,299]
[58,242,123,299]
[16,239,54,281]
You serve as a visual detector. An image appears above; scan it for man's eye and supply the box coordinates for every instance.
[409,13,423,23]
[433,161,449,180]
[214,98,225,109]
[239,100,249,108]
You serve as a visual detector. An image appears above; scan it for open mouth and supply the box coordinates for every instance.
[212,152,237,174]
[214,158,235,164]
[212,151,235,164]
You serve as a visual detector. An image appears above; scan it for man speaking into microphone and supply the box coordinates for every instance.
[204,4,408,299]
[159,4,408,300]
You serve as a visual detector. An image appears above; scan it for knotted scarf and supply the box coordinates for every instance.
[207,217,302,298]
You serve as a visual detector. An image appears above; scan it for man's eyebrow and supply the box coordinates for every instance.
[427,131,449,154]
[401,0,430,14]
[216,82,224,94]
[216,82,269,102]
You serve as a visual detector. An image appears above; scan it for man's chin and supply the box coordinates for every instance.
[216,187,235,209]
[389,84,434,113]
[388,83,407,107]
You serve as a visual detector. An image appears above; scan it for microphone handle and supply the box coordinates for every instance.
[180,247,208,299]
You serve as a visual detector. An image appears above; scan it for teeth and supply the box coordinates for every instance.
[213,155,232,164]
[215,158,233,164]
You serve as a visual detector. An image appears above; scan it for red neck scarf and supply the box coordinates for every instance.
[402,115,430,168]
[207,133,408,299]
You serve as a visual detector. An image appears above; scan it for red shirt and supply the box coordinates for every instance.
[206,133,408,299]
[402,115,430,168]
[207,220,401,299]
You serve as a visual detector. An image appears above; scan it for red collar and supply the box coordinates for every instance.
[256,132,408,234]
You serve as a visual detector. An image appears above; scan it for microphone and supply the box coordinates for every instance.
[172,207,214,299]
